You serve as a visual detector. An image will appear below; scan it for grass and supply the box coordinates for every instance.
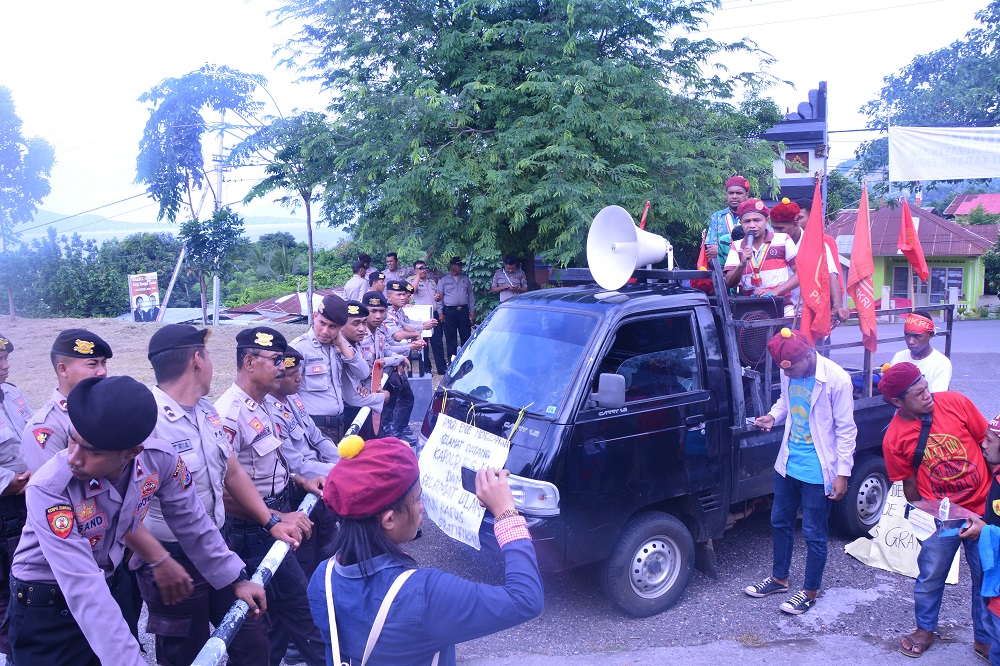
[0,317,310,407]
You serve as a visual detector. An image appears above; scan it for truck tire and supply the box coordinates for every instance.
[833,455,889,537]
[600,512,694,617]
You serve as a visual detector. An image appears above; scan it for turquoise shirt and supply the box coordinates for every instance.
[785,375,824,485]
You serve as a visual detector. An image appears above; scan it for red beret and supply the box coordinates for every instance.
[766,328,813,369]
[878,362,922,403]
[323,437,419,519]
[769,198,799,223]
[725,176,751,191]
[737,198,770,219]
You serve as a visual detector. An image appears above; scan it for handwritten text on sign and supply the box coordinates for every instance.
[418,414,509,550]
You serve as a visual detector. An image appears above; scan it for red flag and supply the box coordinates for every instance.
[847,185,877,353]
[696,230,708,270]
[797,179,831,341]
[897,198,929,282]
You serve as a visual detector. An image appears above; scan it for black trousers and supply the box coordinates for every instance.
[289,486,337,580]
[7,565,136,666]
[424,323,447,375]
[443,306,472,359]
[341,405,378,440]
[381,368,415,437]
[226,516,326,666]
[0,494,26,657]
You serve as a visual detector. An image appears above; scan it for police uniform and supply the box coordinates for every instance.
[20,329,113,471]
[8,376,245,666]
[492,258,528,302]
[343,260,369,302]
[217,327,327,666]
[364,290,416,441]
[341,301,385,440]
[138,325,269,666]
[289,295,370,440]
[411,271,447,374]
[436,257,476,357]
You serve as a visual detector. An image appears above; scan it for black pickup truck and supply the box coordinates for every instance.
[417,265,954,617]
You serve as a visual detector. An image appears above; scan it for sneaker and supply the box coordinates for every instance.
[780,591,816,615]
[743,577,789,598]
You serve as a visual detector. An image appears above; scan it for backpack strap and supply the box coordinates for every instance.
[325,558,349,666]
[361,569,440,666]
[912,413,934,471]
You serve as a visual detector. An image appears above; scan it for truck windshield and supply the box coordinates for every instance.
[441,307,598,417]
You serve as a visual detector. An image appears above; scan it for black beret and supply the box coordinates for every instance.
[351,260,365,273]
[345,300,369,318]
[386,280,414,293]
[316,294,348,325]
[236,327,287,352]
[52,329,113,359]
[363,291,388,308]
[358,253,372,264]
[0,334,13,353]
[148,324,209,359]
[68,377,156,451]
[504,255,517,264]
[449,256,465,266]
[368,272,386,285]
[283,347,303,370]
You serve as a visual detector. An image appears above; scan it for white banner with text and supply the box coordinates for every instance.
[889,126,1000,182]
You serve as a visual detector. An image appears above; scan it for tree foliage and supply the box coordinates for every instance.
[277,0,782,266]
[856,2,1000,194]
[179,208,248,323]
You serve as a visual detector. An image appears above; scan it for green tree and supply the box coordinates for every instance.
[179,208,248,323]
[232,112,336,326]
[278,0,781,273]
[856,2,1000,193]
[826,171,863,220]
[0,86,55,318]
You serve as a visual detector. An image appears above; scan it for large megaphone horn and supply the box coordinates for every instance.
[586,205,674,290]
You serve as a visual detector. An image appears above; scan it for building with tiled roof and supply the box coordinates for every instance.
[223,287,346,323]
[943,193,1000,216]
[828,203,995,309]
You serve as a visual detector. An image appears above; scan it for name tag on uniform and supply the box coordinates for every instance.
[309,364,325,375]
[172,439,193,454]
[252,435,282,457]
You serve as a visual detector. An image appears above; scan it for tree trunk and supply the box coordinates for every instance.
[304,196,315,328]
[2,235,14,320]
[525,251,539,290]
[199,271,208,325]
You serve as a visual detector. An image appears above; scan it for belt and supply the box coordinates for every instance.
[311,414,344,429]
[444,305,468,311]
[12,566,126,611]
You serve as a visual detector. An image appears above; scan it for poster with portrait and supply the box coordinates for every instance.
[128,272,161,323]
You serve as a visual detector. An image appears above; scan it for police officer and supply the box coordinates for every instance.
[341,300,389,440]
[8,376,268,666]
[436,256,476,358]
[410,259,446,374]
[139,325,309,666]
[382,251,411,284]
[362,291,416,442]
[342,261,368,302]
[367,270,386,295]
[216,327,326,666]
[21,329,112,470]
[491,255,528,302]
[0,334,32,658]
[289,295,370,441]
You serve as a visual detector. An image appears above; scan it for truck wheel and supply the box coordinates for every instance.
[600,512,693,617]
[833,455,889,537]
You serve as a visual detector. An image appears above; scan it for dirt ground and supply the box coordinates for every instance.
[0,317,310,407]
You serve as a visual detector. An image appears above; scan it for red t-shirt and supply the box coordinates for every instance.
[883,391,990,515]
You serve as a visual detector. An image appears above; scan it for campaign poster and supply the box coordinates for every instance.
[129,272,161,323]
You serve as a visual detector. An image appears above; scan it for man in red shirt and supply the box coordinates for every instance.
[880,362,995,659]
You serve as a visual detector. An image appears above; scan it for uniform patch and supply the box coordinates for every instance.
[89,534,102,549]
[46,505,74,539]
[134,494,153,519]
[58,399,68,412]
[309,365,324,375]
[15,397,30,418]
[88,478,102,492]
[141,475,159,497]
[163,405,178,419]
[173,457,186,478]
[223,426,236,445]
[171,439,193,454]
[134,457,145,479]
[254,332,274,347]
[74,499,97,521]
[275,422,283,438]
[282,411,291,419]
[249,417,265,434]
[179,466,193,490]
[244,397,257,410]
[33,428,53,448]
[207,413,222,428]
[73,339,95,355]
[77,513,106,535]
[994,499,1000,516]
[292,397,306,411]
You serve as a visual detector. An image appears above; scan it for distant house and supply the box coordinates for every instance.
[828,204,997,309]
[222,287,345,323]
[943,193,1000,217]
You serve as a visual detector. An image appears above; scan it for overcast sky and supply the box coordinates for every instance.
[0,0,987,231]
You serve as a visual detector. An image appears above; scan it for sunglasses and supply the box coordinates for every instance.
[252,352,286,367]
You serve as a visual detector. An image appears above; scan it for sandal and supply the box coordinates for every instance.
[899,634,933,658]
[975,643,990,662]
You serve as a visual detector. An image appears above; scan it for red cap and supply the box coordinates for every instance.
[769,197,799,223]
[725,175,751,191]
[736,198,770,219]
[878,362,922,403]
[766,328,813,369]
[323,437,420,519]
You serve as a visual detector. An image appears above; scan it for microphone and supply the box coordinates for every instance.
[745,232,756,248]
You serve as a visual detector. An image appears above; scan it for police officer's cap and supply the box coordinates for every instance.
[363,291,388,308]
[346,300,369,318]
[52,329,113,359]
[283,347,304,370]
[449,256,465,266]
[316,294,349,325]
[367,272,386,286]
[147,324,210,359]
[0,334,13,353]
[68,377,156,451]
[386,280,414,294]
[235,326,287,352]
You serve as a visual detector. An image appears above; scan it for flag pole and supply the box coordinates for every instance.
[908,264,914,312]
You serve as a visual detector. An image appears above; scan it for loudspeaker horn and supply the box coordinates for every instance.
[586,205,674,290]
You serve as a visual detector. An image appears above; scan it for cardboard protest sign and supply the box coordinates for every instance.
[845,481,959,584]
[418,414,509,549]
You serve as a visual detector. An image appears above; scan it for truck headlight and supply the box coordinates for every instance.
[507,474,560,516]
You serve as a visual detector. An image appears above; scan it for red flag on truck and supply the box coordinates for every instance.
[797,179,831,341]
[897,198,929,282]
[847,184,878,353]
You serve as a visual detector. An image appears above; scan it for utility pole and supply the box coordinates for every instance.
[210,109,229,325]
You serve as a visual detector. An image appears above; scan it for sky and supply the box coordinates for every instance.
[0,0,990,235]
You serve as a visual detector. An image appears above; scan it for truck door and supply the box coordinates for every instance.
[565,313,718,566]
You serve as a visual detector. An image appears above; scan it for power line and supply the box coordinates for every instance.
[21,193,149,232]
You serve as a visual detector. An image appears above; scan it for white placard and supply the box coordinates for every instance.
[418,414,509,549]
[404,303,435,338]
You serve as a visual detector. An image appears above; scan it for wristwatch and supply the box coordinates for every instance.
[233,567,250,585]
[264,513,282,530]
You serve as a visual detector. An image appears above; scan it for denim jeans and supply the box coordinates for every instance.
[988,609,1000,663]
[914,530,990,643]
[771,470,832,591]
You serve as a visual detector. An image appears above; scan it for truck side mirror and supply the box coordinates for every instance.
[592,373,626,409]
